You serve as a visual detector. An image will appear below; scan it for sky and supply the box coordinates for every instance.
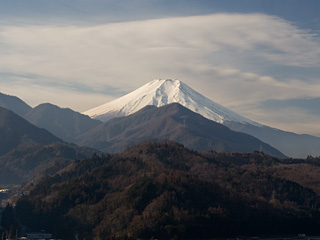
[0,0,320,136]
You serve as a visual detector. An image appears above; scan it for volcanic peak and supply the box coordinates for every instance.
[84,79,260,126]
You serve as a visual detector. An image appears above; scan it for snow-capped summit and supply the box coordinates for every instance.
[84,79,260,126]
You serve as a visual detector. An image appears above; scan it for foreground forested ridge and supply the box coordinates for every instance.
[2,141,320,239]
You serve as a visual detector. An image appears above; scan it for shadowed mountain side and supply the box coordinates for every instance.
[0,107,101,185]
[224,121,320,158]
[0,167,23,185]
[0,142,100,184]
[0,107,61,156]
[0,92,32,117]
[76,103,286,158]
[24,103,102,143]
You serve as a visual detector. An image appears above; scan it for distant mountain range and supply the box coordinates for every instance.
[1,78,320,158]
[84,79,320,158]
[0,106,60,156]
[24,103,101,142]
[77,103,285,158]
[224,121,320,159]
[0,92,32,116]
[0,92,101,143]
[0,107,99,185]
[0,89,284,158]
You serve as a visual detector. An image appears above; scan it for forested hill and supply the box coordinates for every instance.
[3,141,320,239]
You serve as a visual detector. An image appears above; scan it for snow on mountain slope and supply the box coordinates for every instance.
[84,79,260,126]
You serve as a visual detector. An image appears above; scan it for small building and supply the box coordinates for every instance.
[0,189,10,194]
[26,232,53,240]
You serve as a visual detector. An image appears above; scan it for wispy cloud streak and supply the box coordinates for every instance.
[0,13,319,135]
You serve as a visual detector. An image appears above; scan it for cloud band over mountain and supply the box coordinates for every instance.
[0,13,319,136]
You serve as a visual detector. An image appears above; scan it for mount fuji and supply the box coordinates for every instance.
[84,79,260,126]
[84,79,320,158]
[78,103,285,157]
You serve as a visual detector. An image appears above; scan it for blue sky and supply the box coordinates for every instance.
[0,0,320,136]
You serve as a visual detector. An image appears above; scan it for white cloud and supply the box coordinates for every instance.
[0,77,112,110]
[0,14,319,87]
[245,106,320,137]
[0,13,320,135]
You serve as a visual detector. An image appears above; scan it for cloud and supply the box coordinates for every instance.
[250,100,320,137]
[0,13,320,136]
[260,98,320,116]
[0,14,319,85]
[0,76,113,110]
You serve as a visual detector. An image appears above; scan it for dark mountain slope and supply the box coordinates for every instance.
[0,92,32,116]
[0,142,99,185]
[7,141,320,239]
[76,103,285,158]
[24,103,102,143]
[0,107,100,185]
[0,107,61,156]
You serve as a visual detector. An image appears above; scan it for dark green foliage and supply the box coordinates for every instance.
[4,141,320,239]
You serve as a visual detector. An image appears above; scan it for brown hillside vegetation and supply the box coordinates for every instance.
[2,141,320,239]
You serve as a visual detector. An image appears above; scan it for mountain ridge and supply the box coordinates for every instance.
[2,80,320,158]
[0,106,62,156]
[24,103,102,142]
[0,106,101,185]
[77,103,285,158]
[225,121,320,158]
[83,79,320,158]
[0,92,32,116]
[84,79,260,126]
